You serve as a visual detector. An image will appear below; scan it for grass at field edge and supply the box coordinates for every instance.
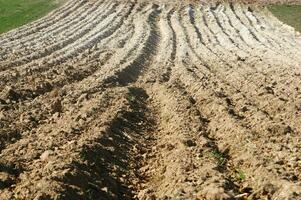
[268,4,301,33]
[0,0,66,34]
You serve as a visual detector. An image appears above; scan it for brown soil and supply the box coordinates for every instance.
[0,0,301,199]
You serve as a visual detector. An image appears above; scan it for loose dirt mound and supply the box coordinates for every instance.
[0,0,301,199]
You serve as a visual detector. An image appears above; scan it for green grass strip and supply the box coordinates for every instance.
[0,0,62,34]
[268,5,301,33]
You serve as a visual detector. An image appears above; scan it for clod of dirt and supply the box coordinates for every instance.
[0,86,21,103]
[264,86,275,95]
[183,139,197,147]
[51,99,63,113]
[35,81,53,95]
[0,111,5,120]
[283,125,293,134]
[137,189,156,200]
[240,106,249,112]
[262,183,277,196]
[0,99,7,105]
[40,150,54,162]
[199,184,233,199]
[0,172,14,189]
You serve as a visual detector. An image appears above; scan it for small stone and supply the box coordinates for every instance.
[283,126,293,134]
[189,97,196,104]
[35,81,52,94]
[241,106,248,112]
[265,86,274,95]
[0,172,14,189]
[40,150,53,162]
[0,86,21,102]
[51,99,62,113]
[101,187,108,193]
[183,139,197,147]
[0,111,5,120]
[262,183,277,195]
[275,160,284,165]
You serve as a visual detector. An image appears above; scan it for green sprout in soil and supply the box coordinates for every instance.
[235,169,246,181]
[127,95,136,103]
[212,150,227,167]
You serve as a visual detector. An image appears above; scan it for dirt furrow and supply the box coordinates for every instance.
[229,4,301,61]
[193,7,300,103]
[139,82,237,199]
[0,4,149,153]
[0,1,301,199]
[0,0,111,60]
[0,3,139,101]
[0,4,135,87]
[131,10,235,198]
[172,53,301,199]
[0,2,123,70]
[183,7,301,173]
[169,8,301,198]
[210,5,248,50]
[190,6,301,120]
[0,87,132,199]
[0,0,100,47]
[244,6,301,51]
[0,4,162,199]
[0,0,83,44]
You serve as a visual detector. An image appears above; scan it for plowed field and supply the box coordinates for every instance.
[0,0,301,199]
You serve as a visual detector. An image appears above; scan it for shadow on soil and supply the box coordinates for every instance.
[58,87,154,200]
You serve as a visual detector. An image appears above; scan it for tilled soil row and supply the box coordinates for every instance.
[0,0,301,199]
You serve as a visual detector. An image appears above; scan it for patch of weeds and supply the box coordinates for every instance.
[126,95,136,103]
[85,188,96,199]
[235,169,246,182]
[212,150,227,167]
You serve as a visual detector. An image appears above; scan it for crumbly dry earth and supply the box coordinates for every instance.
[241,0,301,5]
[0,0,301,199]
